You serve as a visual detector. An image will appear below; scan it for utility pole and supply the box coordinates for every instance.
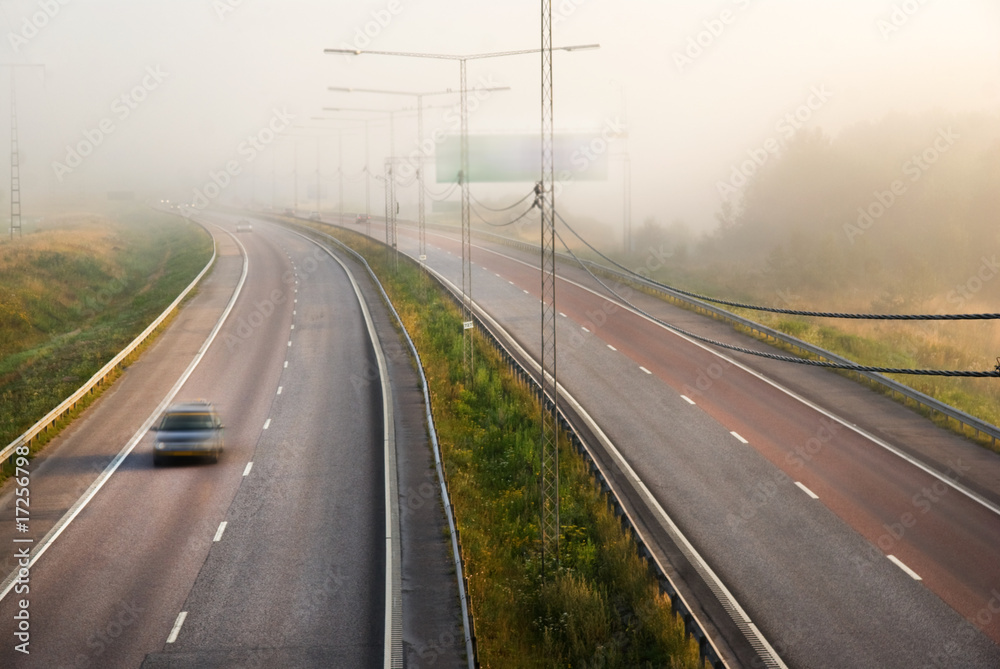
[538,0,560,577]
[10,74,21,240]
[2,63,44,240]
[384,158,397,270]
[338,131,343,222]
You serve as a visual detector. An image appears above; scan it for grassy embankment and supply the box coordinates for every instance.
[308,222,702,668]
[616,251,1000,452]
[0,208,213,472]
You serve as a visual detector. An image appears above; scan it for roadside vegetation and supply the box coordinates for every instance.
[598,111,1000,445]
[311,223,702,668]
[0,207,213,466]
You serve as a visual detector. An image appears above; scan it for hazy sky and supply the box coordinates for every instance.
[1,0,997,236]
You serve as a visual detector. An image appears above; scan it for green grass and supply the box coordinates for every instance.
[309,223,703,669]
[0,208,213,458]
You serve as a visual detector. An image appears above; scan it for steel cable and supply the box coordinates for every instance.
[553,224,1000,377]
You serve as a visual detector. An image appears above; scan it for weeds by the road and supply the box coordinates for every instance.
[314,224,702,669]
[0,209,212,470]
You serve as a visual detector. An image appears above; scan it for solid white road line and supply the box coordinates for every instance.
[795,482,819,499]
[166,611,187,643]
[888,555,922,580]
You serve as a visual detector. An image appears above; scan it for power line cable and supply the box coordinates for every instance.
[471,201,537,228]
[552,221,1000,377]
[470,189,535,212]
[555,210,1000,322]
[423,180,459,201]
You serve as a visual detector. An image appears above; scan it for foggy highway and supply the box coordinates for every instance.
[335,214,1000,668]
[0,215,388,668]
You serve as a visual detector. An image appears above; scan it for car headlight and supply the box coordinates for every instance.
[155,442,164,450]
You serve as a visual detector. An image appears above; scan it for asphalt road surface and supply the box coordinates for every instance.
[341,215,1000,669]
[0,214,386,668]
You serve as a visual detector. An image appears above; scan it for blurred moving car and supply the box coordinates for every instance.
[355,213,370,226]
[151,401,224,465]
[308,211,321,221]
[283,207,295,216]
[235,219,253,232]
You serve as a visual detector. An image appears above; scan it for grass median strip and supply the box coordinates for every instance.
[312,223,703,668]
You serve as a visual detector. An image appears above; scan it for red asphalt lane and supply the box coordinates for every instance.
[427,230,1000,646]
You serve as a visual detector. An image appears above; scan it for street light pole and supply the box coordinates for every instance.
[325,44,597,378]
[328,85,507,262]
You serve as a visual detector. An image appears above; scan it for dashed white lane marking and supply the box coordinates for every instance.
[680,395,696,405]
[284,361,288,368]
[213,522,227,542]
[277,386,283,395]
[243,462,253,476]
[731,431,748,444]
[167,612,187,643]
[888,555,922,580]
[559,312,567,317]
[607,344,617,351]
[795,482,819,499]
[287,340,292,347]
[263,418,271,430]
[582,327,590,333]
[639,366,652,374]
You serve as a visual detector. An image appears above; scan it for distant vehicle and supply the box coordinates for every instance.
[151,401,224,465]
[308,211,321,221]
[283,207,295,216]
[355,214,370,226]
[235,219,253,232]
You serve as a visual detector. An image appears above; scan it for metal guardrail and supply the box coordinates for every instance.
[293,217,732,668]
[415,220,1000,449]
[0,218,217,469]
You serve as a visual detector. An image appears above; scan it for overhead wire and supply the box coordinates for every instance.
[551,215,1000,377]
[555,210,1000,322]
[471,200,538,228]
[470,189,536,212]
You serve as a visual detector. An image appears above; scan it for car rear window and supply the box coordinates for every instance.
[161,412,216,430]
